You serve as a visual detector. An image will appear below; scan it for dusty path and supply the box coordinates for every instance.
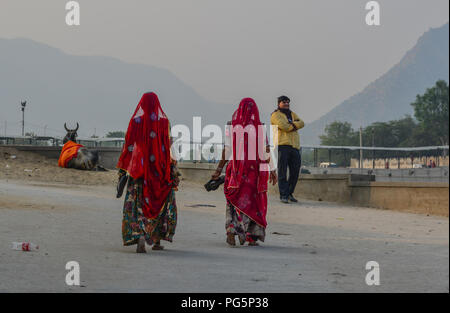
[0,147,116,186]
[0,179,448,292]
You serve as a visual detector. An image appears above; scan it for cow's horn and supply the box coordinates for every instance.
[64,123,69,131]
[75,123,79,131]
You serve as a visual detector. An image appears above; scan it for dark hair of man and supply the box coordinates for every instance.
[277,95,290,105]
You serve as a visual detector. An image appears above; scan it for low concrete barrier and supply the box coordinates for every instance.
[3,145,448,216]
[3,145,121,169]
[350,181,449,216]
[279,174,374,204]
[177,162,217,184]
[176,164,448,217]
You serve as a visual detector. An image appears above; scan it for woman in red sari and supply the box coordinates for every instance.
[212,98,277,246]
[117,92,179,253]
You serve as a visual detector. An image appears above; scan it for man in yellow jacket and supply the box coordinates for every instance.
[271,96,305,203]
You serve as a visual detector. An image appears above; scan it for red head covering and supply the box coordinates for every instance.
[117,92,172,219]
[224,98,269,227]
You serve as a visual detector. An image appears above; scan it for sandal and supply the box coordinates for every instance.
[152,241,164,250]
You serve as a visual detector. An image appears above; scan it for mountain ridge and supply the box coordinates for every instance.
[301,23,449,145]
[0,37,233,138]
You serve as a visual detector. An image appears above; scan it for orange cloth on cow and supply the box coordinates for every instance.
[58,140,84,168]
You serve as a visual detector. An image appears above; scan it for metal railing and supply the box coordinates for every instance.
[2,136,448,169]
[171,141,449,169]
[0,136,125,148]
[301,145,449,168]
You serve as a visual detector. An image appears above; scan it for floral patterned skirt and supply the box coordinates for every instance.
[226,201,266,245]
[122,177,177,246]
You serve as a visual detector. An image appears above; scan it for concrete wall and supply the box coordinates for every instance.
[9,145,448,182]
[177,162,217,184]
[177,164,448,217]
[174,163,448,216]
[3,145,122,169]
[3,145,448,216]
[350,181,449,216]
[277,174,374,204]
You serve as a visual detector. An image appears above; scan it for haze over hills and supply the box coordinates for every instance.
[1,23,449,143]
[301,23,449,145]
[0,38,233,138]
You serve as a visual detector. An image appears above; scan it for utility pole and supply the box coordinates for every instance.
[44,125,47,136]
[4,121,6,137]
[21,101,27,136]
[359,126,363,169]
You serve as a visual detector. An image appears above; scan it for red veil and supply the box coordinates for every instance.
[224,98,269,228]
[117,92,172,219]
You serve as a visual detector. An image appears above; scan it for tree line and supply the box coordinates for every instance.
[305,80,449,166]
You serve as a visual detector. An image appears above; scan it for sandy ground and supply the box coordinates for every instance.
[0,148,448,292]
[0,147,116,186]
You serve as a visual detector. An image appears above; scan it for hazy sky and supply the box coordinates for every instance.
[0,0,448,122]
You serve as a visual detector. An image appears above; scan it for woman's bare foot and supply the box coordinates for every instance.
[152,241,164,250]
[136,236,147,253]
[226,233,236,246]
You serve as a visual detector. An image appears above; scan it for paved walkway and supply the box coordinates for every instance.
[0,179,448,292]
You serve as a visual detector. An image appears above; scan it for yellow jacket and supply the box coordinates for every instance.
[270,110,305,150]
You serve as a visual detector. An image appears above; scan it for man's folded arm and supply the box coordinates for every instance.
[292,119,304,130]
[271,113,294,132]
[292,113,305,130]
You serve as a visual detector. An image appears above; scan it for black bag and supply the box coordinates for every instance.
[204,175,225,192]
[116,173,128,198]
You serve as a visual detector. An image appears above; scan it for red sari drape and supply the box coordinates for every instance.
[224,98,269,228]
[117,92,172,219]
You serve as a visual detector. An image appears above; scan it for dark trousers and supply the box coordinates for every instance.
[277,145,301,198]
